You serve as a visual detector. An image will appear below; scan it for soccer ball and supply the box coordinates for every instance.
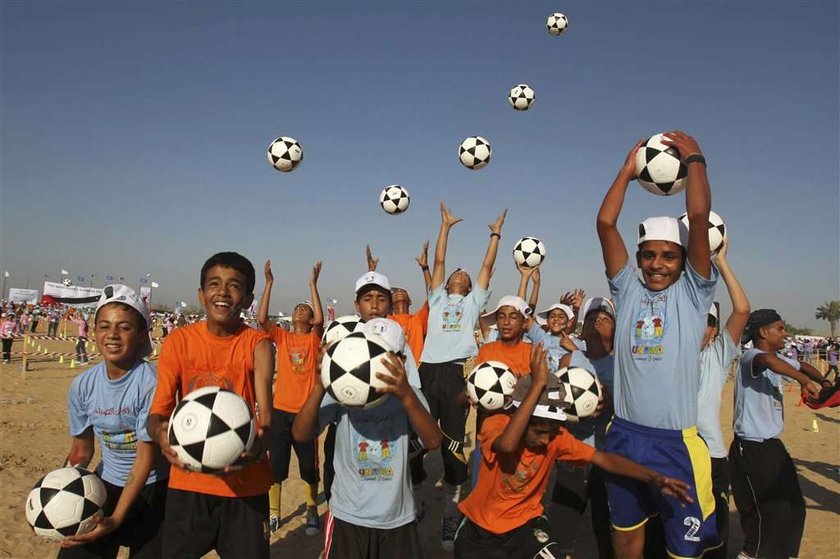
[267,136,303,172]
[635,133,688,196]
[322,314,364,347]
[508,84,536,111]
[168,386,256,473]
[25,467,106,541]
[320,331,391,409]
[467,360,517,411]
[513,237,546,268]
[678,210,727,253]
[546,13,569,36]
[459,136,491,170]
[557,367,602,423]
[379,185,411,215]
[62,278,73,287]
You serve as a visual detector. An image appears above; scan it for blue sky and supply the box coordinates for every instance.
[1,2,838,331]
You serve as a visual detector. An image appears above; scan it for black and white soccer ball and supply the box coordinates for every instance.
[459,136,492,170]
[508,84,536,111]
[679,210,727,253]
[320,331,391,409]
[379,185,411,215]
[467,360,517,411]
[557,367,602,423]
[546,13,569,36]
[267,136,303,172]
[635,133,688,196]
[168,386,256,473]
[513,236,546,268]
[25,467,106,541]
[62,278,73,287]
[322,314,364,347]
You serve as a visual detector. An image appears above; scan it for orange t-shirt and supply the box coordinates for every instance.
[476,340,533,377]
[459,413,596,534]
[390,301,429,363]
[150,321,272,497]
[267,324,320,413]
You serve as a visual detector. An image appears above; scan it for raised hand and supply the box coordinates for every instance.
[661,130,702,160]
[415,240,430,268]
[440,202,463,228]
[375,353,412,402]
[366,244,379,272]
[311,261,322,285]
[529,343,549,385]
[489,208,508,236]
[622,139,645,178]
[264,260,274,283]
[713,236,729,264]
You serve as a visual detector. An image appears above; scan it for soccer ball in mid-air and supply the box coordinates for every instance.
[459,136,492,170]
[379,185,411,215]
[508,84,536,111]
[62,278,73,287]
[678,210,727,253]
[267,136,303,172]
[513,237,546,268]
[25,467,107,541]
[546,13,569,36]
[322,315,364,347]
[557,367,602,422]
[320,331,392,409]
[168,386,256,473]
[467,361,517,411]
[635,133,688,196]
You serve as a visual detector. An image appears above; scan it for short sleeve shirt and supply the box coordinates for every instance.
[267,325,320,413]
[733,349,798,441]
[420,285,491,363]
[476,340,533,377]
[68,360,168,486]
[390,301,430,364]
[697,332,740,457]
[609,262,718,429]
[526,324,568,373]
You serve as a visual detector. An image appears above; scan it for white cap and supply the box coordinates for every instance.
[480,295,530,326]
[637,216,687,247]
[362,318,406,354]
[536,303,574,322]
[96,285,151,329]
[581,297,616,322]
[355,271,391,295]
[709,302,719,320]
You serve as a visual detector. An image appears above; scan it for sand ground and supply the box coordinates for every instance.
[0,336,837,558]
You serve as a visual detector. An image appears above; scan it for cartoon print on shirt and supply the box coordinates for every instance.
[441,298,465,332]
[631,292,666,361]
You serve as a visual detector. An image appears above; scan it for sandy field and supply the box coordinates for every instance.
[0,334,838,558]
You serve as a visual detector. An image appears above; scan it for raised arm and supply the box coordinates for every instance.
[430,202,463,291]
[528,268,541,314]
[662,131,711,278]
[492,344,548,454]
[415,240,432,294]
[753,352,821,399]
[309,261,324,337]
[516,263,536,300]
[366,244,379,272]
[597,141,641,279]
[713,238,750,345]
[476,209,508,290]
[257,260,276,333]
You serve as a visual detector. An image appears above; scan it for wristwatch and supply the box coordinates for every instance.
[685,154,706,167]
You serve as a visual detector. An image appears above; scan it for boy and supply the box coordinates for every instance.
[476,295,533,376]
[73,310,89,363]
[257,259,324,536]
[454,345,694,559]
[596,131,720,558]
[59,285,168,559]
[695,237,750,559]
[292,272,442,559]
[412,202,507,549]
[730,310,823,559]
[146,252,275,558]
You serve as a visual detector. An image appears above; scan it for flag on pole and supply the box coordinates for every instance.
[3,271,8,278]
[61,269,69,275]
[151,281,160,288]
[139,278,149,284]
[106,275,114,281]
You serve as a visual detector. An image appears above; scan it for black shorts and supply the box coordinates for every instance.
[270,408,319,484]
[56,478,167,559]
[323,512,422,559]
[161,488,269,559]
[454,515,559,559]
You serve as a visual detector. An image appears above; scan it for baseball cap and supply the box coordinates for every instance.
[581,297,616,322]
[742,309,783,343]
[355,271,391,295]
[536,303,574,322]
[362,318,406,354]
[637,216,687,247]
[95,285,151,330]
[511,374,570,421]
[480,295,531,327]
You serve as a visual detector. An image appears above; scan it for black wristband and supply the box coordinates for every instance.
[685,154,706,167]
[421,265,429,271]
[490,233,500,239]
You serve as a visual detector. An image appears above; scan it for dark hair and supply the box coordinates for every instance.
[95,302,147,331]
[528,415,563,428]
[200,252,256,294]
[355,284,393,307]
[707,315,719,328]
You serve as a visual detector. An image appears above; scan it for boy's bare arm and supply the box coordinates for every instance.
[597,142,640,279]
[430,202,462,291]
[754,352,821,399]
[492,344,548,455]
[713,238,750,345]
[309,261,324,335]
[64,430,94,468]
[377,353,441,450]
[477,209,508,290]
[292,382,327,442]
[415,240,432,293]
[257,260,276,332]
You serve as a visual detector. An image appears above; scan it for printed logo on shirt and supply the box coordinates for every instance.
[500,455,540,493]
[354,435,396,481]
[186,372,234,393]
[101,429,137,452]
[289,346,308,373]
[441,299,465,332]
[631,293,666,361]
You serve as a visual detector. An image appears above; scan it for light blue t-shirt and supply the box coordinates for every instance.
[733,349,798,441]
[421,285,491,363]
[67,360,168,486]
[319,353,428,529]
[697,332,740,458]
[527,323,568,373]
[565,350,615,450]
[610,261,718,430]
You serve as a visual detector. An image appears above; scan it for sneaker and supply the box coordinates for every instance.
[269,514,280,534]
[305,510,322,536]
[441,516,459,552]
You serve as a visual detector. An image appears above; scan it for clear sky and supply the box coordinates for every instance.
[1,2,838,331]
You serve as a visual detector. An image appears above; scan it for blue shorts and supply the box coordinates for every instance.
[605,417,720,559]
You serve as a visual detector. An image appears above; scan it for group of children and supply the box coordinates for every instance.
[54,131,835,559]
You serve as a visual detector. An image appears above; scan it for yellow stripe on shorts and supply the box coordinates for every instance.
[682,426,715,521]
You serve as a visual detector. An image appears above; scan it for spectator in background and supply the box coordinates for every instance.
[48,307,60,337]
[2,311,19,363]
